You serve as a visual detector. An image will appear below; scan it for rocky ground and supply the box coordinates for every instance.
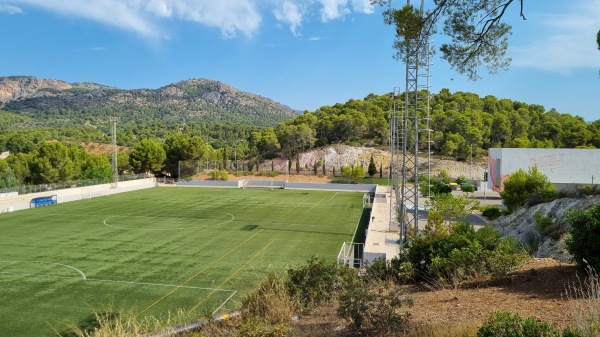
[288,258,582,336]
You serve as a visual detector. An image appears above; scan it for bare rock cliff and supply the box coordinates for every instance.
[0,76,72,103]
[491,195,600,262]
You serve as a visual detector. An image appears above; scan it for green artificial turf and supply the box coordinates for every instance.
[0,187,364,336]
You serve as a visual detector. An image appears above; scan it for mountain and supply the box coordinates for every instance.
[0,76,298,128]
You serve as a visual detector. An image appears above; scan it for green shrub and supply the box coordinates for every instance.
[579,184,599,197]
[408,222,526,283]
[337,280,413,333]
[340,165,365,184]
[481,206,503,220]
[285,256,355,311]
[500,166,556,213]
[266,171,280,178]
[364,255,414,283]
[461,184,476,193]
[236,317,289,337]
[439,169,451,183]
[210,169,229,181]
[565,204,600,271]
[455,175,468,184]
[534,211,563,241]
[420,178,452,196]
[476,311,560,337]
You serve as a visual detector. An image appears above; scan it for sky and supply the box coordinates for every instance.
[0,0,598,121]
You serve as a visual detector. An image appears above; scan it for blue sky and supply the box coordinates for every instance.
[0,0,598,121]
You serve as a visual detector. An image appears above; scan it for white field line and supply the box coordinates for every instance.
[102,213,235,230]
[0,260,87,279]
[330,192,339,200]
[188,238,277,314]
[211,290,238,315]
[86,278,236,293]
[0,262,236,293]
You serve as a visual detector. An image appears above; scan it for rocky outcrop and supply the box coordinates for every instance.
[297,145,487,179]
[299,145,389,171]
[0,76,72,103]
[491,195,600,262]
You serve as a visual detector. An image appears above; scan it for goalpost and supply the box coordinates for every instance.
[362,193,373,208]
[337,242,364,268]
[81,186,107,199]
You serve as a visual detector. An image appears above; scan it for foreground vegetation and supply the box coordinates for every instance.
[67,196,600,337]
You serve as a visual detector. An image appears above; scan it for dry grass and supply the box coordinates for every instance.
[240,274,299,323]
[63,308,194,337]
[566,265,600,337]
[400,322,479,337]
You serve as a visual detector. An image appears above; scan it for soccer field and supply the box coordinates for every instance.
[0,187,365,336]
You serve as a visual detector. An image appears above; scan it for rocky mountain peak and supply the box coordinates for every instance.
[0,76,72,103]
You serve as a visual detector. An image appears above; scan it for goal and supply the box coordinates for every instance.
[337,242,364,268]
[81,186,107,199]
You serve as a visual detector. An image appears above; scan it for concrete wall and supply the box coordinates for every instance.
[177,179,377,193]
[0,178,156,213]
[487,148,600,192]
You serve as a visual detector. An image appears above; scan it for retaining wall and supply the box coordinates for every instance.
[0,178,156,213]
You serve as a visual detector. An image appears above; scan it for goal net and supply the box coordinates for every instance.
[81,186,107,199]
[362,193,373,208]
[337,242,364,268]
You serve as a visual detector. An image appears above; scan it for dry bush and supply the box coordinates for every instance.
[401,322,479,337]
[566,264,600,337]
[63,308,192,337]
[240,274,299,323]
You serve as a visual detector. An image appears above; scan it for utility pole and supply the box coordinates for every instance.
[109,117,119,188]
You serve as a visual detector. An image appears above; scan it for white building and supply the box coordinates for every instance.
[487,148,600,192]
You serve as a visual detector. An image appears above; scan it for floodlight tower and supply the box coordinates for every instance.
[110,117,119,188]
[397,0,432,243]
[388,87,402,233]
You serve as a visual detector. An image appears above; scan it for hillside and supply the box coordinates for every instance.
[0,76,298,128]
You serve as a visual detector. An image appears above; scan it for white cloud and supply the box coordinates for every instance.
[0,3,23,14]
[273,1,304,36]
[351,0,374,14]
[6,0,374,38]
[6,0,261,38]
[8,0,161,37]
[510,0,600,73]
[317,0,350,22]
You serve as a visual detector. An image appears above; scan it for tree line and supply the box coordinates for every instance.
[1,88,598,186]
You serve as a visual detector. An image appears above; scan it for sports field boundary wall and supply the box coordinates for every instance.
[0,178,156,213]
[177,179,377,193]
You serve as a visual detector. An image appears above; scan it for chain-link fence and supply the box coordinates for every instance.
[0,174,146,195]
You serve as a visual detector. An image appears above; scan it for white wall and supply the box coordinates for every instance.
[0,178,156,213]
[487,148,600,192]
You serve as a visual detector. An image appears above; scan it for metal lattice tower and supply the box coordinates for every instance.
[110,117,119,187]
[389,0,432,243]
[388,87,403,232]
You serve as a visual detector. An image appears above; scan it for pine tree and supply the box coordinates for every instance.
[368,154,377,177]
